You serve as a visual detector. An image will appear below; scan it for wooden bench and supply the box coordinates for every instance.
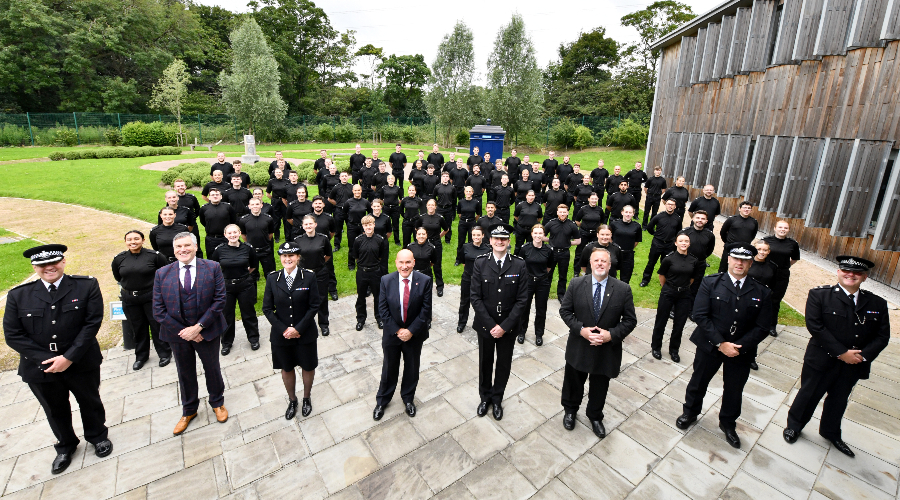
[331,153,352,161]
[189,144,213,152]
[455,147,469,154]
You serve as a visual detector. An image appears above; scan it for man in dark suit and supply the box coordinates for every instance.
[676,242,774,449]
[153,232,229,436]
[470,224,529,420]
[373,249,433,420]
[784,256,890,457]
[3,244,113,474]
[559,246,637,438]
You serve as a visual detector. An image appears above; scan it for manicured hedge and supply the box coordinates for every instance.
[160,161,288,188]
[49,146,182,161]
[121,121,178,147]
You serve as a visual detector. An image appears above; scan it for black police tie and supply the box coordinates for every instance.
[48,283,57,297]
[735,280,741,291]
[849,293,854,305]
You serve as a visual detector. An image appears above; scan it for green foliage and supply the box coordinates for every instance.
[333,123,359,143]
[377,54,430,116]
[53,126,77,147]
[121,121,178,147]
[427,21,480,147]
[104,128,122,146]
[246,162,271,187]
[557,27,620,82]
[621,1,695,74]
[600,119,650,149]
[48,151,66,161]
[52,146,180,161]
[486,14,543,142]
[574,126,594,149]
[550,119,578,148]
[149,59,191,136]
[0,124,31,146]
[314,124,334,143]
[454,129,469,146]
[401,126,420,144]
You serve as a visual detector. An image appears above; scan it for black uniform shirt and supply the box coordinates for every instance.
[565,173,584,192]
[158,206,196,228]
[579,242,623,276]
[400,196,424,221]
[423,174,440,197]
[225,171,251,188]
[202,181,230,197]
[210,161,234,177]
[111,248,168,292]
[514,201,542,229]
[662,186,689,212]
[287,200,313,225]
[544,218,579,249]
[349,153,367,174]
[544,189,569,214]
[493,185,515,209]
[720,214,759,244]
[624,169,647,191]
[462,242,492,277]
[680,226,716,260]
[268,161,292,178]
[449,167,469,188]
[572,184,594,204]
[361,167,378,192]
[467,154,483,169]
[514,179,536,202]
[372,213,391,237]
[267,176,290,202]
[408,241,438,273]
[211,242,258,279]
[323,173,341,196]
[607,192,639,218]
[328,183,354,209]
[416,214,449,242]
[293,232,332,270]
[504,156,521,175]
[409,169,425,193]
[309,211,336,237]
[313,158,327,172]
[606,174,626,195]
[747,258,777,288]
[517,242,553,277]
[556,163,574,187]
[610,219,642,250]
[530,171,547,197]
[575,205,605,233]
[689,197,721,223]
[442,160,456,174]
[466,174,486,198]
[389,152,407,173]
[458,198,482,220]
[199,202,236,236]
[343,198,372,225]
[647,211,683,245]
[284,182,301,201]
[353,234,389,267]
[761,236,800,269]
[225,187,253,216]
[149,223,189,261]
[489,169,507,190]
[590,168,610,189]
[372,171,389,192]
[658,251,703,289]
[238,213,275,250]
[645,177,668,197]
[434,184,456,209]
[542,158,559,180]
[259,202,273,217]
[477,215,503,234]
[178,193,201,217]
[377,185,401,206]
[427,152,444,168]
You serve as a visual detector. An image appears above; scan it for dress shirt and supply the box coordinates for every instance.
[179,258,198,289]
[41,275,65,291]
[727,273,745,290]
[398,272,414,322]
[838,284,858,305]
[592,275,608,310]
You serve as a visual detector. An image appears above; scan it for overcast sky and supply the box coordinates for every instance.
[198,0,722,82]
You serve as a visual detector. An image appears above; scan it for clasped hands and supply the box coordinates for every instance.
[718,342,742,357]
[838,349,864,364]
[396,328,413,342]
[580,326,611,346]
[283,327,301,339]
[179,324,204,342]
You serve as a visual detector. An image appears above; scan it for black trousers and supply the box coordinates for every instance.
[458,274,473,327]
[272,201,285,241]
[550,249,571,296]
[438,206,455,243]
[315,271,330,328]
[30,368,108,454]
[497,207,510,225]
[222,280,259,347]
[574,229,594,274]
[376,339,424,406]
[787,362,858,440]
[170,337,225,415]
[327,257,338,295]
[204,236,227,260]
[355,268,383,322]
[385,205,400,243]
[651,285,691,353]
[191,226,204,259]
[642,196,661,226]
[122,298,171,362]
[393,170,404,190]
[521,274,551,337]
[430,239,444,290]
[456,218,476,261]
[642,242,675,283]
[771,268,790,325]
[683,348,752,429]
[401,220,417,248]
[254,247,276,278]
[333,208,346,249]
[346,223,363,266]
[514,227,531,254]
[478,333,516,404]
[618,250,635,284]
[560,363,610,421]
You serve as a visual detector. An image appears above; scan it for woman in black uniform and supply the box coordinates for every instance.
[378,175,402,244]
[493,174,515,224]
[408,159,425,195]
[263,242,321,420]
[112,230,172,370]
[516,224,554,346]
[455,186,482,266]
[513,190,542,254]
[150,207,188,263]
[514,169,535,204]
[161,190,196,231]
[408,227,438,280]
[651,233,703,362]
[574,192,605,278]
[287,185,312,240]
[266,167,289,242]
[400,185,424,248]
[542,178,569,225]
[761,220,800,336]
[211,224,260,355]
[371,199,392,241]
[295,214,333,336]
[609,205,642,283]
[571,174,596,223]
[415,199,449,296]
[746,239,778,371]
[457,225,491,332]
[579,225,623,279]
[342,184,371,270]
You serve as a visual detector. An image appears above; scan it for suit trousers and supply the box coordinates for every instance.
[376,339,424,406]
[478,333,516,405]
[123,299,171,362]
[550,249,571,297]
[355,269,383,323]
[560,363,611,421]
[787,361,858,440]
[222,280,260,347]
[521,274,551,337]
[170,337,225,415]
[642,242,674,283]
[30,368,108,454]
[651,285,691,353]
[683,348,751,429]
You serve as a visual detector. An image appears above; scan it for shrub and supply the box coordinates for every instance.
[48,152,66,161]
[454,129,469,146]
[105,128,122,146]
[333,123,359,143]
[401,126,420,144]
[600,119,649,150]
[293,162,317,183]
[380,123,403,142]
[573,125,595,149]
[53,126,78,147]
[550,119,578,149]
[246,162,270,187]
[121,121,177,147]
[0,124,30,146]
[65,150,83,160]
[314,124,334,143]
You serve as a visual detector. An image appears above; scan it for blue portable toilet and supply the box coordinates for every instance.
[469,120,505,163]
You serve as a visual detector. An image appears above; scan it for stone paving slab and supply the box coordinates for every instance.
[0,286,898,499]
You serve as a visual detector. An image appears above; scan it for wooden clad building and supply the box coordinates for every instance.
[646,0,900,289]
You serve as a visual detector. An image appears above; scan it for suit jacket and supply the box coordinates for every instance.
[3,275,104,383]
[559,275,637,378]
[802,285,890,379]
[470,254,530,339]
[378,271,433,346]
[152,259,227,343]
[689,273,773,359]
[262,268,321,345]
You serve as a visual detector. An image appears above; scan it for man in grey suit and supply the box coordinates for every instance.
[559,246,637,438]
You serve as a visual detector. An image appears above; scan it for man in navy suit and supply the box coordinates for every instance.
[152,232,229,435]
[373,248,433,420]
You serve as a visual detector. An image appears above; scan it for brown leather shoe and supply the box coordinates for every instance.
[213,406,228,423]
[173,414,197,435]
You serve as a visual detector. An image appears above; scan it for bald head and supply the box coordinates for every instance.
[396,249,415,277]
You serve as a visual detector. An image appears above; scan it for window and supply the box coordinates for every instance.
[872,150,900,251]
[759,135,795,212]
[806,138,855,228]
[767,4,784,65]
[831,140,892,238]
[719,135,752,197]
[745,135,775,205]
[740,139,757,194]
[870,149,897,230]
[691,133,716,185]
[778,137,825,219]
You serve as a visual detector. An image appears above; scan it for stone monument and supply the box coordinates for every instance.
[241,134,261,164]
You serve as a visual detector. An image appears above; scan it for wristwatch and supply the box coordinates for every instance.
[198,322,205,329]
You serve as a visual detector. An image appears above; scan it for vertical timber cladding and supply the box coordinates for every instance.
[872,155,900,250]
[718,135,753,197]
[691,28,708,85]
[814,0,856,56]
[676,37,698,87]
[793,0,826,61]
[804,138,856,227]
[759,135,796,211]
[772,0,804,65]
[744,135,776,204]
[831,139,893,237]
[882,0,900,40]
[848,0,892,49]
[681,133,704,183]
[742,0,777,72]
[700,23,721,82]
[714,16,736,79]
[673,133,690,178]
[693,133,716,185]
[777,136,826,218]
[704,134,730,186]
[662,132,682,177]
[727,7,754,77]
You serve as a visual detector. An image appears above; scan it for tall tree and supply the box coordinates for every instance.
[150,59,191,145]
[485,14,543,142]
[378,54,430,116]
[218,18,287,137]
[543,27,622,117]
[355,44,383,89]
[620,1,695,78]
[426,21,479,146]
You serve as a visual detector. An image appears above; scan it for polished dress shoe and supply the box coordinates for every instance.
[173,413,197,435]
[405,402,416,417]
[356,322,365,331]
[639,281,648,287]
[132,359,146,371]
[213,406,229,423]
[285,399,298,420]
[476,402,489,417]
[373,405,385,421]
[348,264,355,271]
[158,357,171,368]
[591,420,606,439]
[769,329,778,337]
[669,310,675,319]
[454,260,460,266]
[302,398,312,417]
[830,438,855,457]
[563,413,575,431]
[669,351,680,363]
[783,428,799,443]
[651,350,662,360]
[749,361,759,371]
[457,325,465,333]
[250,342,260,351]
[535,336,543,346]
[720,423,741,448]
[93,439,113,457]
[675,413,697,430]
[221,345,231,356]
[437,289,443,297]
[492,403,503,421]
[366,289,371,297]
[51,453,72,474]
[516,334,525,344]
[376,318,384,329]
[333,244,339,251]
[321,327,330,336]
[330,291,338,301]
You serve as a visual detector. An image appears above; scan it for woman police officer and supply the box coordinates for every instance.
[211,224,260,355]
[457,225,491,332]
[650,233,704,363]
[415,199,450,297]
[294,214,333,337]
[515,224,554,345]
[150,207,188,263]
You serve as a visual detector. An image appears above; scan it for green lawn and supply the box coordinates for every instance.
[0,229,39,291]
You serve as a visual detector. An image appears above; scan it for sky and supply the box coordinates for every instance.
[198,0,722,82]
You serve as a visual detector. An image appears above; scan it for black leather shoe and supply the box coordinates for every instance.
[132,359,146,371]
[333,244,340,251]
[366,289,371,297]
[285,399,298,420]
[669,310,675,319]
[454,260,460,266]
[373,405,385,421]
[750,361,759,370]
[158,357,171,368]
[783,428,799,443]
[651,350,662,360]
[405,402,416,417]
[457,325,465,333]
[492,403,503,421]
[720,423,741,448]
[563,413,575,430]
[94,439,113,457]
[591,420,606,439]
[669,351,680,363]
[321,327,329,336]
[516,334,525,344]
[830,438,855,457]
[330,291,338,301]
[535,336,543,346]
[221,345,231,356]
[675,413,697,430]
[356,322,364,331]
[437,289,443,297]
[769,329,778,337]
[376,318,384,329]
[477,402,489,417]
[639,281,648,287]
[51,453,71,474]
[301,398,312,417]
[250,342,260,351]
[348,264,355,271]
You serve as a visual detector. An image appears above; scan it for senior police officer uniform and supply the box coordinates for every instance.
[784,256,890,457]
[3,245,113,474]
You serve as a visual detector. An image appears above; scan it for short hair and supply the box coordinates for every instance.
[224,223,240,234]
[124,229,145,240]
[677,176,686,181]
[739,201,753,208]
[252,187,264,195]
[361,215,375,225]
[574,163,581,168]
[557,203,568,210]
[654,166,662,171]
[173,178,185,185]
[396,143,402,147]
[207,188,221,195]
[212,169,222,176]
[160,206,175,215]
[372,198,383,206]
[233,159,242,166]
[249,197,262,205]
[531,223,545,233]
[486,201,496,207]
[753,238,770,249]
[173,232,197,245]
[288,170,298,176]
[427,163,435,169]
[591,247,611,258]
[693,210,709,218]
[311,195,325,203]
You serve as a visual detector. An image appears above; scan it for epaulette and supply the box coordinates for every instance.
[268,269,280,275]
[664,251,675,258]
[706,272,723,278]
[814,284,831,290]
[475,254,490,259]
[748,276,764,285]
[316,232,328,238]
[510,254,524,260]
[69,275,96,280]
[115,250,129,257]
[214,243,226,250]
[240,214,250,218]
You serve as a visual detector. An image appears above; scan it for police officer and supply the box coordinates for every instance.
[151,207,189,263]
[224,175,253,217]
[542,151,558,183]
[783,256,890,457]
[294,214,334,336]
[353,215,390,331]
[434,171,457,244]
[415,199,450,296]
[661,176,690,226]
[266,166,289,242]
[349,144,366,185]
[251,188,273,217]
[564,164,584,194]
[762,220,801,336]
[238,198,276,277]
[321,163,341,215]
[422,163,440,202]
[641,166,667,228]
[389,143,407,190]
[225,160,251,189]
[570,173,595,223]
[343,184,371,271]
[202,170,229,202]
[544,204,581,297]
[3,245,113,473]
[371,199,392,240]
[513,190,542,253]
[651,234,704,362]
[605,165,625,200]
[210,152,233,178]
[579,225,623,279]
[408,226,438,282]
[516,224,553,345]
[360,157,377,201]
[719,201,759,273]
[456,186,481,266]
[268,151,290,178]
[161,190,197,231]
[624,162,647,210]
[640,198,682,287]
[493,174,515,224]
[688,184,722,233]
[680,210,716,306]
[427,143,444,172]
[449,158,470,200]
[286,185,312,239]
[457,225,492,333]
[199,188,236,257]
[400,185,424,248]
[378,175,402,245]
[211,224,260,355]
[504,148,521,179]
[573,192,604,279]
[542,178,569,226]
[327,171,354,251]
[609,205,642,283]
[308,196,338,301]
[465,164,486,201]
[676,243,774,449]
[173,180,203,257]
[606,181,638,224]
[590,159,609,207]
[477,201,504,235]
[408,159,426,195]
[470,225,529,420]
[556,155,574,188]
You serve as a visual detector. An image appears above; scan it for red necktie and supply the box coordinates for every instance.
[402,278,410,323]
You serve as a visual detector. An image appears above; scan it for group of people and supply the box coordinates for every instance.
[2,146,891,476]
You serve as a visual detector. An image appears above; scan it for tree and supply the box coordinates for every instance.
[557,27,620,82]
[218,18,287,137]
[426,21,480,147]
[356,44,383,88]
[378,54,430,116]
[150,59,191,146]
[621,1,695,78]
[485,14,543,142]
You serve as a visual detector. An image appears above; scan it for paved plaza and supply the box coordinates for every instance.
[0,285,897,499]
